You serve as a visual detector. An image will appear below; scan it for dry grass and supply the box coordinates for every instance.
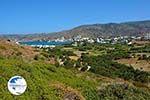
[69,56,79,61]
[50,81,85,100]
[0,39,39,59]
[132,40,150,45]
[115,58,150,72]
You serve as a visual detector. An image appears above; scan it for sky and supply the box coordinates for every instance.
[0,0,150,34]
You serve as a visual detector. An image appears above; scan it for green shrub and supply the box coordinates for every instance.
[99,84,150,100]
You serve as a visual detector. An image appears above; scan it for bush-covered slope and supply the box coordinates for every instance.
[1,41,150,100]
[1,58,150,100]
[0,58,98,100]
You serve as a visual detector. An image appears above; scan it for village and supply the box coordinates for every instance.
[20,33,150,48]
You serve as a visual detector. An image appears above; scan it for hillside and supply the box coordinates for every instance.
[0,39,39,59]
[47,20,150,39]
[1,40,150,99]
[1,20,150,40]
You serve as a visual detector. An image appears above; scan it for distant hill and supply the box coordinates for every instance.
[48,20,150,39]
[1,20,150,40]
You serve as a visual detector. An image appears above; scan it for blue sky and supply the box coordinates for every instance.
[0,0,150,34]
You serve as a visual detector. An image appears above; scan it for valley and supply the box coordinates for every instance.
[1,39,150,100]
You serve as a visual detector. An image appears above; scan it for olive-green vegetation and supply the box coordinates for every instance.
[1,42,150,100]
[77,43,150,83]
[1,57,150,100]
[130,44,150,53]
[0,58,98,100]
[99,84,150,100]
[45,43,150,83]
[41,47,76,58]
[81,54,150,83]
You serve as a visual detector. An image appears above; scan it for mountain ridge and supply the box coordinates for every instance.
[47,20,150,39]
[1,20,150,40]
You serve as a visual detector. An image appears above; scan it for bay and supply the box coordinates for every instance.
[19,41,71,46]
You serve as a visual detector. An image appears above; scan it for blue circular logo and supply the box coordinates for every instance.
[8,76,27,95]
